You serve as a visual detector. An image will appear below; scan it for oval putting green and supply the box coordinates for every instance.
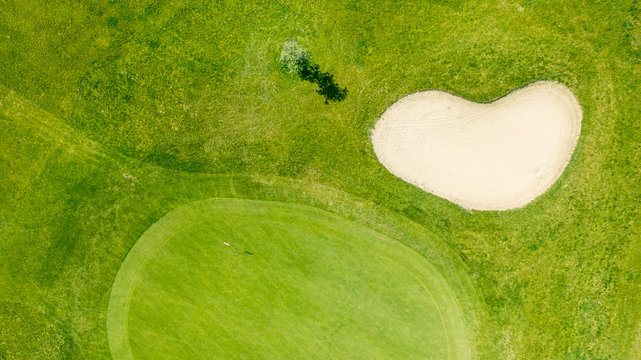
[108,198,472,359]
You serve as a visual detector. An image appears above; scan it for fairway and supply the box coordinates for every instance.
[108,198,471,359]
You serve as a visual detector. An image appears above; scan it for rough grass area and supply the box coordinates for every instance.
[1,1,640,359]
[108,199,471,359]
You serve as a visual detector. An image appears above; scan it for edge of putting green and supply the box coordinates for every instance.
[0,85,480,357]
[107,198,475,359]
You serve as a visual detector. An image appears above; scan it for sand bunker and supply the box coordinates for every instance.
[371,81,582,211]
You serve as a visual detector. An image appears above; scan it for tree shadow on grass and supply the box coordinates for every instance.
[280,41,348,104]
[297,58,348,104]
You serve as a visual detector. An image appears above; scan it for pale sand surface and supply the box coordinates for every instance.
[371,81,582,210]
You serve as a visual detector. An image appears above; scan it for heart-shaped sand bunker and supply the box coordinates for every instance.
[371,81,582,210]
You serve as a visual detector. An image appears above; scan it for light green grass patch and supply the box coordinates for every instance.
[108,198,471,359]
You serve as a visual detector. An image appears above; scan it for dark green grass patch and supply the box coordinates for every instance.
[0,302,74,359]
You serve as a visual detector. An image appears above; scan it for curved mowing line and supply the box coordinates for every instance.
[108,219,214,359]
[108,198,472,359]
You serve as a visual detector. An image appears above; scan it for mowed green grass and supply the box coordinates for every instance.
[108,199,471,359]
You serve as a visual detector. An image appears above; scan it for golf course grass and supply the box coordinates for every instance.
[1,1,641,359]
[108,199,471,359]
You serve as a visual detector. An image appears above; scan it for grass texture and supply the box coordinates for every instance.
[1,1,640,359]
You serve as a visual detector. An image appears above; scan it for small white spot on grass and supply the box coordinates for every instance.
[122,172,138,183]
[223,242,230,246]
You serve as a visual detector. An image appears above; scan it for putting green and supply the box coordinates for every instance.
[107,198,471,359]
